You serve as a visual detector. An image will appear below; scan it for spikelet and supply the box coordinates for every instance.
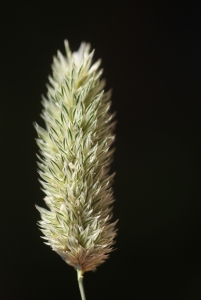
[35,41,117,274]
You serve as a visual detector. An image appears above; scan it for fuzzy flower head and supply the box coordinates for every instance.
[35,41,117,273]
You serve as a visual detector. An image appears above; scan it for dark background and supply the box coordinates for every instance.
[1,1,201,299]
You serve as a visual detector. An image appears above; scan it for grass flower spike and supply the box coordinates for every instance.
[35,41,117,299]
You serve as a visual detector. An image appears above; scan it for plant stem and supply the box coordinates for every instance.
[77,264,86,300]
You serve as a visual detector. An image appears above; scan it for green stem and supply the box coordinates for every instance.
[77,265,86,300]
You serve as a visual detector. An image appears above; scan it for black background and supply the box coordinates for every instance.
[1,1,201,299]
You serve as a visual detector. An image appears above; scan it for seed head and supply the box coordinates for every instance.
[35,41,117,273]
